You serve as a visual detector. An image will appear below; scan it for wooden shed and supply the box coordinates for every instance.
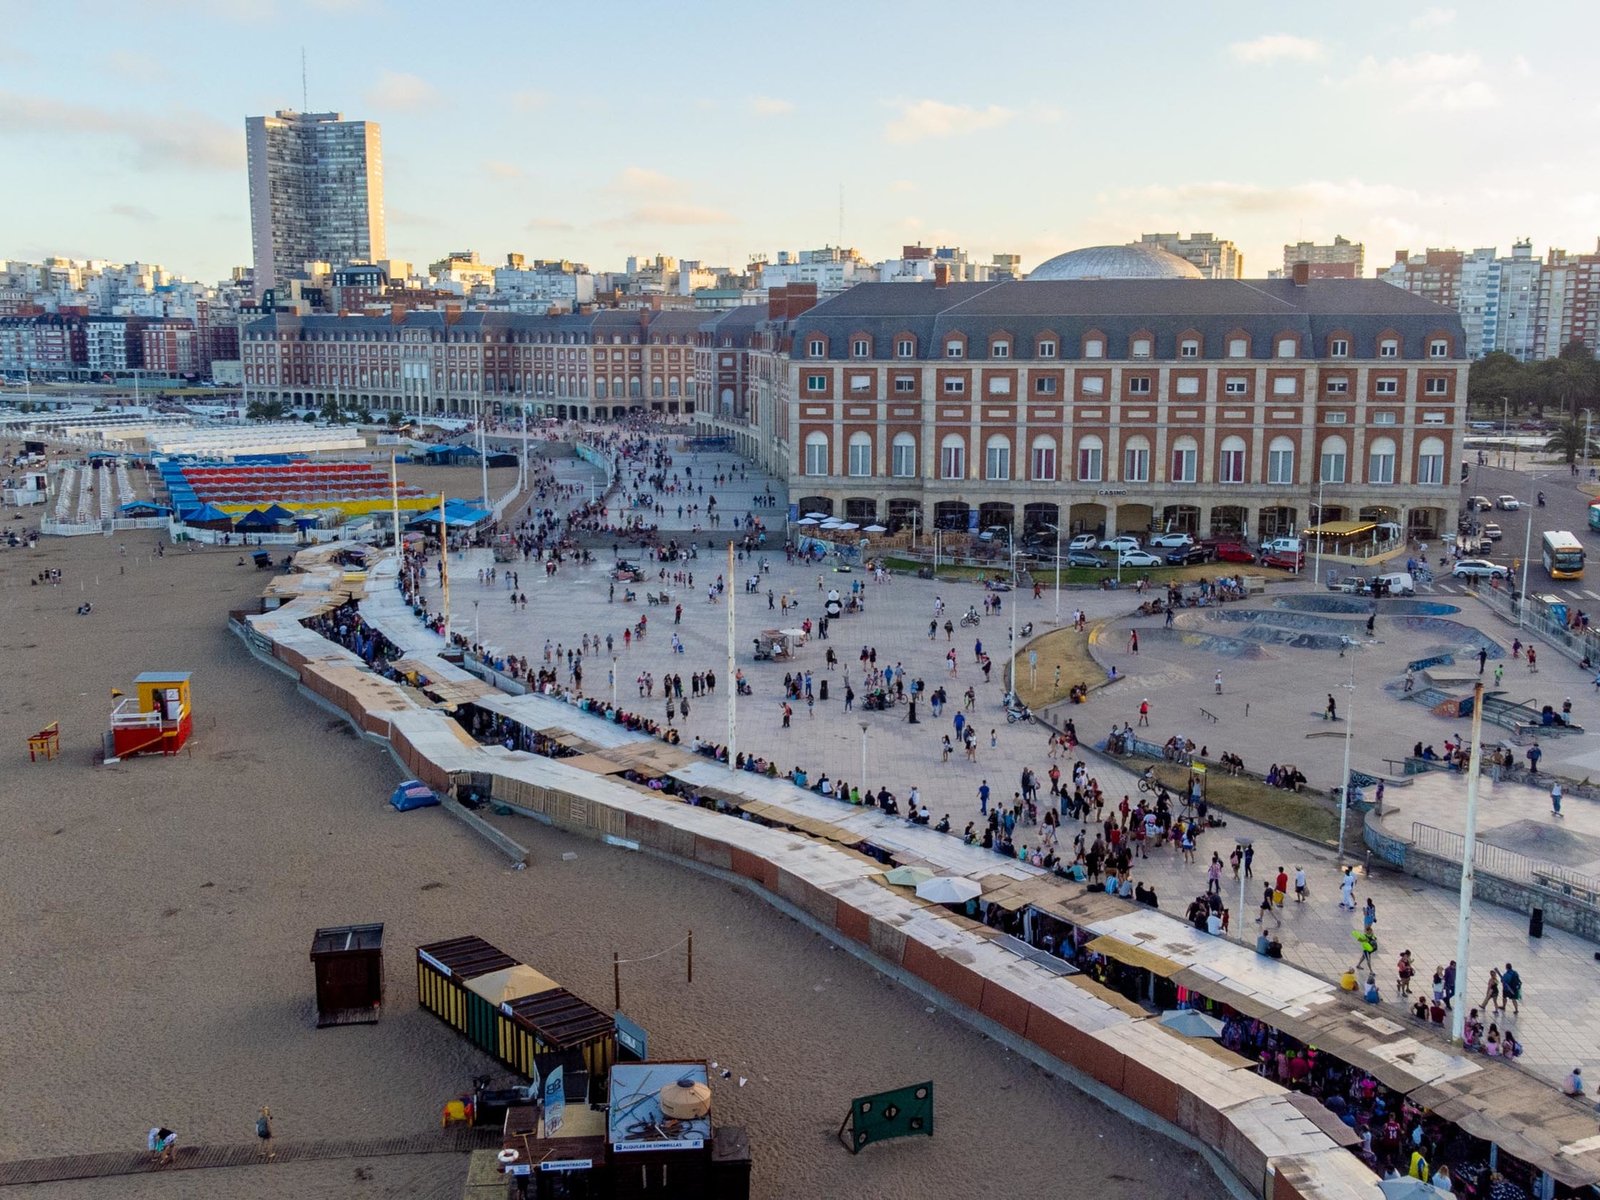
[309,923,385,1027]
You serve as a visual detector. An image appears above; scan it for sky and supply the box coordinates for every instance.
[2,0,1598,284]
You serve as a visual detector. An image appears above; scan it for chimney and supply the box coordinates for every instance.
[1291,261,1310,287]
[767,284,788,321]
[787,282,819,321]
[933,262,951,288]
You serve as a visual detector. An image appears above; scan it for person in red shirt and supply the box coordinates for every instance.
[1274,867,1289,908]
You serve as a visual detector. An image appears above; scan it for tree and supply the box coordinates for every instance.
[246,398,287,421]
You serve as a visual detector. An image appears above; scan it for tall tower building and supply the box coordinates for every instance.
[246,110,385,297]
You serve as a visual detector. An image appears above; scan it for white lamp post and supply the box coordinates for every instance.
[859,722,869,792]
[1337,661,1356,863]
[1517,500,1533,629]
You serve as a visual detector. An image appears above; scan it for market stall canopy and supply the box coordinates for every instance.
[1303,519,1377,537]
[1158,1009,1226,1038]
[883,866,935,887]
[863,524,887,533]
[915,876,982,904]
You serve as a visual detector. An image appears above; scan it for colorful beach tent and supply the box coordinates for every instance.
[389,780,440,812]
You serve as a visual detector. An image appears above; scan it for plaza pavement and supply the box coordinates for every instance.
[408,471,1600,1094]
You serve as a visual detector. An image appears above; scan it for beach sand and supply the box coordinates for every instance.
[0,529,1223,1200]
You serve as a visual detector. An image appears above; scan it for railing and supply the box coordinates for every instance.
[1411,820,1600,905]
[1470,580,1600,668]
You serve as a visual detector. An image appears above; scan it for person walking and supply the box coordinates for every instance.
[256,1106,274,1160]
[1482,966,1501,1011]
[1274,866,1289,909]
[1138,699,1150,726]
[1214,670,1223,694]
[1293,865,1307,902]
[1494,662,1504,687]
[1477,646,1488,675]
[1256,882,1278,926]
[1500,963,1522,1016]
[978,780,990,816]
[1527,741,1542,775]
[1338,866,1357,911]
[1363,896,1377,934]
[1353,928,1377,972]
[1207,853,1223,895]
[1326,693,1338,721]
[1443,959,1457,1007]
[1243,843,1255,879]
[1397,949,1415,996]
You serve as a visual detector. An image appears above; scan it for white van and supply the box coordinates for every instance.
[1374,571,1415,596]
[1263,536,1303,555]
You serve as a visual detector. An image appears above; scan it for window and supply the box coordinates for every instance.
[1176,377,1200,395]
[1123,436,1150,482]
[1367,436,1396,483]
[851,339,868,358]
[897,338,914,358]
[1418,435,1445,484]
[891,433,917,477]
[940,433,966,479]
[945,339,964,359]
[804,432,829,476]
[1131,337,1152,359]
[1326,378,1349,394]
[1430,339,1449,358]
[1330,338,1349,358]
[808,339,824,357]
[850,374,871,392]
[1219,435,1247,483]
[985,434,1011,481]
[1320,436,1347,483]
[1422,411,1447,424]
[1267,436,1295,484]
[1373,410,1397,425]
[1076,435,1103,482]
[848,432,872,477]
[1170,436,1198,482]
[1224,377,1247,394]
[1276,337,1297,358]
[1128,376,1151,394]
[991,340,1010,358]
[942,377,965,394]
[988,376,1011,395]
[1379,338,1398,358]
[1325,412,1348,425]
[1424,377,1448,394]
[1030,435,1057,481]
[806,374,826,393]
[894,376,915,393]
[1228,337,1248,358]
[1038,340,1057,359]
[1272,377,1297,395]
[1180,339,1199,358]
[1034,376,1057,395]
[1084,338,1104,359]
[1375,378,1399,395]
[1081,376,1105,395]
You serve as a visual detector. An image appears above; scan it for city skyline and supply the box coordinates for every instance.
[2,0,1598,283]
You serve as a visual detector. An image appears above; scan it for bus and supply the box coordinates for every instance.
[1589,502,1600,533]
[1541,530,1585,580]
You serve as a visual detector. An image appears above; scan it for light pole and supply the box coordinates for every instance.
[1312,479,1326,587]
[1518,499,1533,629]
[611,655,618,706]
[473,599,480,647]
[1009,539,1019,695]
[1451,681,1487,1044]
[859,722,869,792]
[1044,520,1062,624]
[1337,661,1356,863]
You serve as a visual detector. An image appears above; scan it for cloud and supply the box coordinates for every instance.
[366,70,438,109]
[889,180,918,194]
[609,166,684,196]
[1347,51,1496,111]
[1229,34,1324,64]
[527,217,575,232]
[1114,178,1424,216]
[484,159,523,180]
[0,91,239,170]
[883,99,1015,144]
[510,89,549,112]
[108,203,157,222]
[750,95,794,117]
[1409,5,1456,30]
[597,204,735,229]
[388,207,442,228]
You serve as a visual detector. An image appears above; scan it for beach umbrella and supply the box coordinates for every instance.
[915,876,982,904]
[1158,1009,1226,1038]
[1378,1180,1443,1199]
[864,524,887,533]
[835,522,860,531]
[884,866,936,887]
[805,511,831,519]
[796,517,820,526]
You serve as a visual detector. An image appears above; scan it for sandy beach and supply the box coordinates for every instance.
[0,519,1223,1199]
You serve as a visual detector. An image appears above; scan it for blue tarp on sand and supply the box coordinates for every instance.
[389,780,440,812]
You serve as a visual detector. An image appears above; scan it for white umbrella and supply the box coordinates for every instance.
[796,517,819,526]
[835,522,860,531]
[1378,1180,1440,1200]
[1158,1009,1226,1038]
[915,876,982,904]
[864,524,887,533]
[805,511,831,519]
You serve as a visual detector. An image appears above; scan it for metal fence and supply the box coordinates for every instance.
[1411,820,1600,905]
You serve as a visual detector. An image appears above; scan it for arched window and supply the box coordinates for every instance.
[1219,435,1247,484]
[1417,436,1445,485]
[1076,435,1103,482]
[891,432,917,478]
[1030,435,1057,481]
[1170,435,1197,483]
[1267,436,1295,485]
[719,387,734,412]
[804,431,829,476]
[1122,435,1150,483]
[1318,438,1344,483]
[1368,436,1396,485]
[939,433,966,480]
[848,431,873,477]
[984,434,1011,481]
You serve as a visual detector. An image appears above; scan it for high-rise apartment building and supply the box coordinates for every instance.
[246,110,386,298]
[1134,232,1242,279]
[1282,236,1364,280]
[1535,242,1600,358]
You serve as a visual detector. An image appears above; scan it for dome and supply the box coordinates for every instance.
[1028,244,1204,281]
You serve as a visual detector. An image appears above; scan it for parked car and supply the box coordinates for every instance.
[1494,495,1521,511]
[1066,550,1107,568]
[1118,550,1163,569]
[1466,495,1493,512]
[1207,541,1254,564]
[1261,549,1305,571]
[1166,544,1213,565]
[1099,534,1142,553]
[1068,534,1098,552]
[1452,558,1509,580]
[976,525,1012,543]
[1148,531,1195,548]
[1482,522,1503,541]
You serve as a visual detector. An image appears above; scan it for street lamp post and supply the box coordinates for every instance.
[1337,661,1356,863]
[1313,479,1326,587]
[1043,521,1062,624]
[1518,500,1533,630]
[1451,682,1487,1043]
[859,722,869,792]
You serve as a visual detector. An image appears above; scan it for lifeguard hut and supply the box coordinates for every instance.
[107,672,194,761]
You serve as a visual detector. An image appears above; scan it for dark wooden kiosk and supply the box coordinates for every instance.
[309,923,385,1027]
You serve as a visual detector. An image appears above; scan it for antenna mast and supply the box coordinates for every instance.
[301,48,308,110]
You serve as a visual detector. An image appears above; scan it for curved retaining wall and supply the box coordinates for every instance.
[237,552,1388,1200]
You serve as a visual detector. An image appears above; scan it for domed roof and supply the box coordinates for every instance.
[1028,244,1204,281]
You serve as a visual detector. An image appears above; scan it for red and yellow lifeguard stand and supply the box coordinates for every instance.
[108,672,194,760]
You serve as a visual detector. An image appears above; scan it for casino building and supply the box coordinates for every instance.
[696,246,1467,545]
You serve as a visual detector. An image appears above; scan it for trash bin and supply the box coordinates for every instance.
[1529,907,1544,938]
